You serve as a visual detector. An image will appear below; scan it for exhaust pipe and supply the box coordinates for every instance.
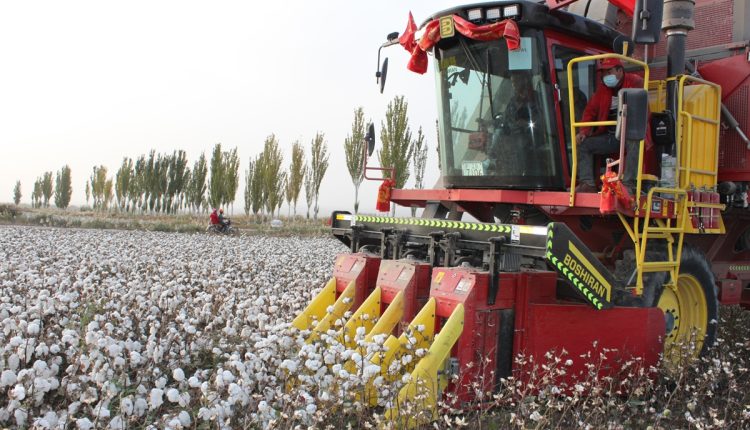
[663,0,695,154]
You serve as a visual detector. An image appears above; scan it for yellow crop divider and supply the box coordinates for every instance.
[385,303,465,428]
[305,281,356,343]
[340,286,382,349]
[292,277,337,330]
[370,298,437,387]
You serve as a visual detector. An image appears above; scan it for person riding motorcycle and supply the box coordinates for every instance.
[209,208,231,233]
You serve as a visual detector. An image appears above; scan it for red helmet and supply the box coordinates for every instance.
[597,58,623,70]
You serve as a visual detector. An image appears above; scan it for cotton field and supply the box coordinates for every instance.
[0,226,350,429]
[3,225,749,429]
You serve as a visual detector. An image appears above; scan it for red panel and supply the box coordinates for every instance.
[377,260,432,326]
[391,188,601,209]
[332,253,381,308]
[719,279,742,304]
[516,303,664,387]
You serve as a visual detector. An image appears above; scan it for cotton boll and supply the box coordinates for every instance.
[76,417,93,430]
[172,368,185,382]
[14,409,27,427]
[178,410,191,426]
[187,376,200,388]
[149,388,164,410]
[10,384,26,400]
[133,397,147,417]
[120,397,134,416]
[27,321,40,336]
[108,415,125,430]
[0,369,16,387]
[166,388,180,403]
[7,353,20,370]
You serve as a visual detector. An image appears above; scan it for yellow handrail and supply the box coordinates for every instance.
[566,53,650,206]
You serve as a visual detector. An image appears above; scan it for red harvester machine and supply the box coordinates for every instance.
[293,0,750,424]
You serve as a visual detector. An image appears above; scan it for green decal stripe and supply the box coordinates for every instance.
[353,215,517,234]
[551,253,605,309]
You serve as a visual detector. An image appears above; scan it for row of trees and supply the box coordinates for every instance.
[88,147,236,214]
[24,166,73,209]
[243,133,329,219]
[11,94,430,217]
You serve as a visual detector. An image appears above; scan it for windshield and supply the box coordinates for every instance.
[434,29,562,190]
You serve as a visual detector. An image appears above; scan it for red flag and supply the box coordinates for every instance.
[399,12,417,53]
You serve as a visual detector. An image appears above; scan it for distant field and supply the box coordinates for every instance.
[0,205,330,236]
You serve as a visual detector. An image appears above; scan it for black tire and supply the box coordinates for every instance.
[656,245,719,356]
[614,244,719,356]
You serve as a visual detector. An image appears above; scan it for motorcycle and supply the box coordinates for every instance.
[206,218,235,235]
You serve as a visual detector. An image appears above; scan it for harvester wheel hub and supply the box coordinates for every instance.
[657,273,708,354]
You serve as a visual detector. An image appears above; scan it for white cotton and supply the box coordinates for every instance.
[76,418,93,430]
[0,370,17,387]
[178,410,191,426]
[14,409,27,427]
[11,384,26,400]
[221,370,235,383]
[120,397,134,416]
[27,321,40,335]
[188,376,201,388]
[149,388,164,410]
[133,397,147,417]
[108,415,125,430]
[172,368,185,382]
[166,388,180,403]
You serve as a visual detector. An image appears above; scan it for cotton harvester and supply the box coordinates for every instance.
[292,0,750,424]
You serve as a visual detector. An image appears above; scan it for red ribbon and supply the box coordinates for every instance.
[376,179,395,212]
[400,13,521,74]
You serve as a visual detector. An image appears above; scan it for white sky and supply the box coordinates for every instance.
[0,1,470,216]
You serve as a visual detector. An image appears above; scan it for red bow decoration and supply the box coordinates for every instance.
[400,13,521,74]
[376,179,395,212]
[599,171,630,213]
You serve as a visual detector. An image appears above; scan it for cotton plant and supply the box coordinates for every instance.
[0,226,345,428]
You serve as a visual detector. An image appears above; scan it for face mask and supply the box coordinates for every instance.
[603,74,620,88]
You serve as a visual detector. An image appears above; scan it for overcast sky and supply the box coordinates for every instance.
[0,1,470,215]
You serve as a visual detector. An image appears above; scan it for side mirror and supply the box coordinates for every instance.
[379,58,389,94]
[631,0,663,44]
[365,123,376,157]
[616,88,649,141]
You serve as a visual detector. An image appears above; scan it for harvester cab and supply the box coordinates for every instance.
[291,0,750,426]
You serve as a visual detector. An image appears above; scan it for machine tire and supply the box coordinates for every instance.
[615,244,719,357]
[654,245,719,358]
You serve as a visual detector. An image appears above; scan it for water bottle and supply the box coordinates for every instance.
[660,154,676,198]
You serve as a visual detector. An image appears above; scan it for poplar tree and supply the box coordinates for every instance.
[188,153,208,213]
[41,172,53,207]
[115,157,134,211]
[411,127,427,216]
[288,141,305,217]
[243,158,255,216]
[250,154,265,217]
[54,165,73,209]
[208,144,224,209]
[260,135,284,218]
[304,167,314,219]
[309,132,329,220]
[224,147,240,212]
[344,107,367,213]
[379,95,414,189]
[32,179,42,208]
[13,181,21,205]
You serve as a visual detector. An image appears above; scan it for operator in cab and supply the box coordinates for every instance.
[574,58,645,194]
[485,70,540,176]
